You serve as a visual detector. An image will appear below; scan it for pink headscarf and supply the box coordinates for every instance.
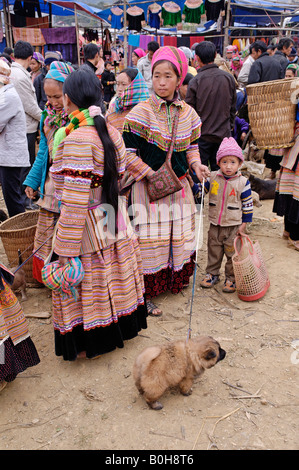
[151,46,188,88]
[133,48,146,58]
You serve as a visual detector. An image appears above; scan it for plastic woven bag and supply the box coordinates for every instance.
[232,235,270,301]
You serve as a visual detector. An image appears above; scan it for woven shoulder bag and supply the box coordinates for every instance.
[146,106,183,202]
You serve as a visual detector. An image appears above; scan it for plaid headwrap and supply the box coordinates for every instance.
[41,257,84,301]
[45,60,75,82]
[151,46,188,88]
[32,51,44,65]
[114,69,149,112]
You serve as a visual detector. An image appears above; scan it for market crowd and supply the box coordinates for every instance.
[0,35,298,389]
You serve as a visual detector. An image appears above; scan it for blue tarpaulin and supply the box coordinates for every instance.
[230,0,298,26]
[0,0,109,22]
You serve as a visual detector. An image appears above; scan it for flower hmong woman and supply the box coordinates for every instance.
[106,67,149,134]
[122,46,210,316]
[47,68,147,360]
[0,264,40,392]
[24,61,74,283]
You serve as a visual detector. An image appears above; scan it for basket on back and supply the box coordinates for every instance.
[0,211,41,287]
[246,78,299,150]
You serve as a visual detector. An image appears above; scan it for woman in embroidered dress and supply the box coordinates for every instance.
[0,264,40,392]
[122,46,210,316]
[24,61,74,283]
[47,68,147,361]
[106,67,149,134]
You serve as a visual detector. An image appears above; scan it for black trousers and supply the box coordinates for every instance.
[198,138,220,172]
[0,166,26,218]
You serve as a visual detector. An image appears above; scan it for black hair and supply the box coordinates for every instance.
[195,41,216,64]
[13,40,34,60]
[147,41,159,53]
[63,69,119,229]
[182,73,194,86]
[266,44,276,51]
[84,43,99,60]
[277,37,294,51]
[104,61,112,68]
[119,67,138,82]
[3,47,13,56]
[0,53,12,64]
[251,41,267,54]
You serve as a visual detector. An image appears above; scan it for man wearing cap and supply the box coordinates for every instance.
[186,41,236,171]
[288,46,298,65]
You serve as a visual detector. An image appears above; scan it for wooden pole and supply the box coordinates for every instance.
[123,0,128,67]
[223,0,231,57]
[74,4,80,65]
[2,0,11,48]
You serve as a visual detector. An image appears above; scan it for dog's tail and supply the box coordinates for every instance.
[133,346,161,391]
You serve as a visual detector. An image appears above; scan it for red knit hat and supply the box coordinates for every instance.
[216,137,244,163]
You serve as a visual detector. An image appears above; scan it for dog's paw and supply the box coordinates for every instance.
[148,401,163,410]
[181,388,193,396]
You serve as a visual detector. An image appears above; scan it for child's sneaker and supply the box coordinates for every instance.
[200,273,219,288]
[222,279,236,293]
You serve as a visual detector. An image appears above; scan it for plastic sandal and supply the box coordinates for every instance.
[222,279,236,293]
[147,300,162,317]
[200,273,220,288]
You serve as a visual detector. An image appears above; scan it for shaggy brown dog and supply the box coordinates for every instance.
[133,336,226,410]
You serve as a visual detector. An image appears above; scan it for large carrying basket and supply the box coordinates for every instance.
[232,235,270,301]
[246,78,299,150]
[0,211,41,287]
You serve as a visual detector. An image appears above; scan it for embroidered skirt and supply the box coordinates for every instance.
[52,234,147,361]
[136,214,196,298]
[0,282,40,382]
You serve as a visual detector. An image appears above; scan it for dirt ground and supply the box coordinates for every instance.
[0,191,298,451]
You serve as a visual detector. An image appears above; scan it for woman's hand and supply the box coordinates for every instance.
[191,162,210,182]
[25,186,38,199]
[58,256,69,266]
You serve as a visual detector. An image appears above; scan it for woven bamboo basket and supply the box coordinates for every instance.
[0,211,42,287]
[246,78,299,150]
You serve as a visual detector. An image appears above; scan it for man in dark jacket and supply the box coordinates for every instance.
[185,41,236,170]
[273,37,294,75]
[83,43,100,73]
[101,61,116,104]
[247,41,283,84]
[33,65,48,109]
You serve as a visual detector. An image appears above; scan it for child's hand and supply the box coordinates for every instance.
[237,223,247,236]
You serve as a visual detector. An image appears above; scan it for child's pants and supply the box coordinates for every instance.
[206,224,239,281]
